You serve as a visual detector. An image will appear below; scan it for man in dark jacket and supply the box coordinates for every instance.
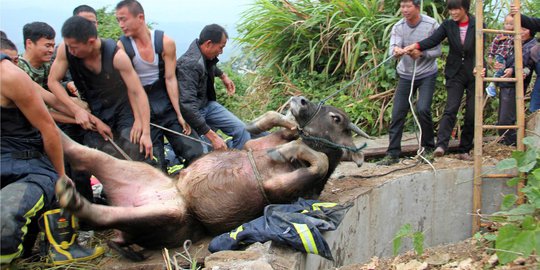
[176,24,250,150]
[404,0,480,160]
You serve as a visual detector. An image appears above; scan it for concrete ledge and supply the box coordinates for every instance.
[205,164,515,269]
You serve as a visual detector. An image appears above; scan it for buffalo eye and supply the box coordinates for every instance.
[329,112,341,123]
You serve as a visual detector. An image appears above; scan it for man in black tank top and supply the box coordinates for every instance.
[48,15,153,161]
[0,52,104,265]
[115,0,204,172]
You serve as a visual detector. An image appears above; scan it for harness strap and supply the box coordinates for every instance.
[120,30,165,80]
[247,150,271,205]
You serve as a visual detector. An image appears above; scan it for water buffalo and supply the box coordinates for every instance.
[56,96,366,250]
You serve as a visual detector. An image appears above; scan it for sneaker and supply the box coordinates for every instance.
[376,155,399,166]
[433,146,445,157]
[485,83,496,97]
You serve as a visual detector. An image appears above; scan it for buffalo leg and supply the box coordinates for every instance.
[61,133,171,204]
[56,177,188,229]
[263,140,329,201]
[246,111,297,134]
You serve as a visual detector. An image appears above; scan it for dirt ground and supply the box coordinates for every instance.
[339,238,539,270]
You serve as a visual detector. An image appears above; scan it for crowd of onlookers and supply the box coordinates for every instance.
[377,0,539,165]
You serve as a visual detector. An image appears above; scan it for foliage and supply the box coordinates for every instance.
[95,6,123,40]
[482,137,540,265]
[223,0,535,136]
[392,223,424,257]
[95,6,155,40]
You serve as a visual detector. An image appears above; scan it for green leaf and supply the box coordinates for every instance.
[396,223,412,238]
[518,149,538,172]
[506,204,536,221]
[412,232,424,256]
[521,216,536,231]
[496,224,520,264]
[511,150,525,163]
[506,177,521,187]
[393,236,402,256]
[497,158,517,170]
[531,168,540,187]
[536,230,540,257]
[500,194,517,211]
[522,136,537,147]
[484,233,497,242]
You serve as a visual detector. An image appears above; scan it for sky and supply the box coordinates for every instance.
[0,0,254,60]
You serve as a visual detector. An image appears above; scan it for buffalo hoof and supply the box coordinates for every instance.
[56,175,84,211]
[267,148,287,162]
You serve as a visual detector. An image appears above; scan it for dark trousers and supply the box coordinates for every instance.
[437,69,475,153]
[387,74,436,157]
[1,137,58,263]
[498,87,517,145]
[146,83,204,170]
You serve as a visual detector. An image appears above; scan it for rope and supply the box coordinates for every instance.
[106,136,133,161]
[248,150,271,205]
[407,60,436,171]
[299,130,367,153]
[150,123,212,146]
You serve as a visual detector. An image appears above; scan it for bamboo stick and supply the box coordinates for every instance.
[472,0,485,235]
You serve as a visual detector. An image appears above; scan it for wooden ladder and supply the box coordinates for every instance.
[472,0,526,234]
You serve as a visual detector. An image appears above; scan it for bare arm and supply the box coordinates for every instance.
[2,60,65,176]
[48,43,93,130]
[163,35,191,134]
[113,49,153,158]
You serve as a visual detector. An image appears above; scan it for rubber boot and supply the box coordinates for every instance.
[39,209,104,266]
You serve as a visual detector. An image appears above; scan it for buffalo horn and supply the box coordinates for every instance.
[348,123,372,139]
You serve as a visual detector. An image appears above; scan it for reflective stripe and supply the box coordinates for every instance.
[167,164,184,175]
[292,223,318,255]
[230,225,244,240]
[312,202,337,211]
[0,194,45,264]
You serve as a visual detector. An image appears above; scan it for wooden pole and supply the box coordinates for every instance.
[472,0,485,235]
[512,0,526,204]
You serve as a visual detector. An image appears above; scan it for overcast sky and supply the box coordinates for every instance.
[0,0,253,60]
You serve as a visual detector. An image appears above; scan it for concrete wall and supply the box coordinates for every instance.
[306,166,515,269]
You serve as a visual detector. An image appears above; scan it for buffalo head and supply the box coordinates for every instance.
[289,96,365,167]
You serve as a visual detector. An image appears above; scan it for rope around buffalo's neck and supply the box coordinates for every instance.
[299,130,367,153]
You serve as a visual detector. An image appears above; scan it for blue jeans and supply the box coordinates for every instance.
[529,61,540,112]
[200,101,251,149]
[387,74,436,156]
[493,54,506,78]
